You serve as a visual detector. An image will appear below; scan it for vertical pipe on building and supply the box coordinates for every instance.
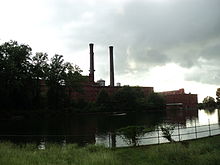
[89,43,95,82]
[109,46,114,87]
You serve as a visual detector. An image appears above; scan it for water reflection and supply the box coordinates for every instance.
[0,109,219,147]
[165,109,198,126]
[204,108,216,115]
[198,109,219,125]
[107,109,220,147]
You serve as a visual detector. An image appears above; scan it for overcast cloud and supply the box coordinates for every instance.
[0,0,220,100]
[38,0,220,84]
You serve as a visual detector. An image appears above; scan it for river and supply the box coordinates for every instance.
[0,109,219,147]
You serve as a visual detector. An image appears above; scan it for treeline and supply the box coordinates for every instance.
[0,40,166,113]
[0,40,84,111]
[95,87,166,112]
[199,88,220,109]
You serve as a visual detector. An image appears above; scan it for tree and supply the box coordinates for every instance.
[62,62,84,108]
[146,93,166,110]
[96,89,111,111]
[0,40,33,109]
[0,40,85,111]
[203,96,216,108]
[63,62,84,96]
[112,86,140,111]
[46,54,67,109]
[31,52,48,80]
[47,54,66,85]
[46,54,84,109]
[31,52,49,108]
[160,125,175,142]
[117,125,153,146]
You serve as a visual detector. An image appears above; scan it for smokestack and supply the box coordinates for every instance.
[89,43,95,82]
[109,46,114,87]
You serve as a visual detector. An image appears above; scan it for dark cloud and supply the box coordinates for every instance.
[129,47,170,67]
[201,44,220,61]
[45,0,220,83]
[185,66,220,85]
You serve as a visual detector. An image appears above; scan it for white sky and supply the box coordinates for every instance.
[1,0,220,102]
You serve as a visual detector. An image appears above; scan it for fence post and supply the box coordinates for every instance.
[208,119,211,136]
[157,126,160,144]
[109,132,111,148]
[195,120,197,139]
[178,123,181,142]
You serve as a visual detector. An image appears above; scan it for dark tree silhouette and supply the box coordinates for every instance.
[0,41,84,111]
[0,40,33,109]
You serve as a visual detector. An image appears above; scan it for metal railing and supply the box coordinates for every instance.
[108,120,220,148]
[0,120,219,148]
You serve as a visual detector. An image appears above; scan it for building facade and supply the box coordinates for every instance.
[41,44,198,109]
[161,89,198,109]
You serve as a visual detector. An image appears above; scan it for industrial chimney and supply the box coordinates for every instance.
[89,43,95,82]
[109,46,114,87]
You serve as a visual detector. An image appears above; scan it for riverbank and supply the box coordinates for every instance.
[0,135,219,165]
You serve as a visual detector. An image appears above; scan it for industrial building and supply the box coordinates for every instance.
[160,89,198,109]
[70,43,153,102]
[69,43,198,109]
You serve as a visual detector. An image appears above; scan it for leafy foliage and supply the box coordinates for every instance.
[112,87,141,111]
[202,96,216,108]
[96,89,112,111]
[146,93,166,110]
[117,125,153,146]
[0,40,83,111]
[95,86,166,112]
[160,124,176,142]
[31,52,49,108]
[0,40,33,109]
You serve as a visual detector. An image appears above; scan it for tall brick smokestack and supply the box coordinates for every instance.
[109,46,114,87]
[89,43,95,82]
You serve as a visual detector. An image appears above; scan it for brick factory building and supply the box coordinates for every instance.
[160,89,198,109]
[41,43,198,109]
[70,43,198,109]
[69,43,153,102]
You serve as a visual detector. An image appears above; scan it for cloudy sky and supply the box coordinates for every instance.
[1,0,220,102]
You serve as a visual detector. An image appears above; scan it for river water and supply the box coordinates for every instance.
[0,109,219,147]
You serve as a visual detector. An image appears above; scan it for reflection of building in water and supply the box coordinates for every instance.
[165,109,198,126]
[198,109,219,125]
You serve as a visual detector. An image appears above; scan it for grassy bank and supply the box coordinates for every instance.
[0,136,220,165]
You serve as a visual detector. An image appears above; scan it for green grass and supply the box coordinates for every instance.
[0,136,220,165]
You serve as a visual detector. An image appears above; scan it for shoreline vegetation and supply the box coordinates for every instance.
[0,135,219,165]
[199,91,220,109]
